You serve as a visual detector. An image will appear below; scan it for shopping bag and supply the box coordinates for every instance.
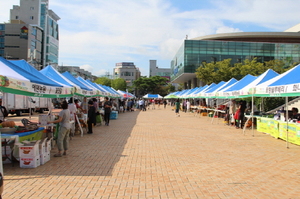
[96,114,102,124]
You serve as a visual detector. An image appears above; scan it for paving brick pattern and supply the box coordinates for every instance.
[3,107,300,199]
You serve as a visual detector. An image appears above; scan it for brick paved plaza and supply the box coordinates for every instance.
[2,106,300,199]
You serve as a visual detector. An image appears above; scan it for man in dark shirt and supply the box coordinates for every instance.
[87,100,96,134]
[104,97,112,126]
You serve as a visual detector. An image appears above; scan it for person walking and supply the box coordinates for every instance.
[163,99,167,109]
[104,97,112,126]
[68,97,77,136]
[87,100,96,134]
[182,100,187,113]
[236,100,247,129]
[151,99,156,109]
[48,101,71,157]
[175,99,180,117]
[186,99,191,113]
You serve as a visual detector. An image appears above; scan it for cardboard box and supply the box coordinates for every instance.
[40,152,50,165]
[45,138,52,152]
[19,140,40,157]
[39,115,55,126]
[20,156,40,168]
[39,138,47,155]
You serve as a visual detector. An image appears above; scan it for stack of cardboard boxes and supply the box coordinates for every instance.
[18,138,52,168]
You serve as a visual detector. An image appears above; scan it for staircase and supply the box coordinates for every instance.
[266,97,300,114]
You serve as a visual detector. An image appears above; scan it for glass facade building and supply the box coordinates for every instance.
[171,32,300,87]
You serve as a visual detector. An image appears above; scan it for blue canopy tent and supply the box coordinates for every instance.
[255,65,300,97]
[61,72,92,91]
[202,81,226,98]
[194,83,216,98]
[0,58,72,97]
[9,60,63,87]
[219,74,257,99]
[40,65,74,87]
[181,87,199,98]
[143,94,163,99]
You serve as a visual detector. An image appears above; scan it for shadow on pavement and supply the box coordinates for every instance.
[3,110,140,177]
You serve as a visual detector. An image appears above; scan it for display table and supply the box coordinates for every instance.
[1,127,45,165]
[1,127,45,142]
[257,117,300,146]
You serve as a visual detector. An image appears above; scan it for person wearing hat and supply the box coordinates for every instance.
[87,100,96,134]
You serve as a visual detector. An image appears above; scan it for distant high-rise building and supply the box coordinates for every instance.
[113,62,141,87]
[0,0,60,69]
[0,23,44,70]
[149,60,171,80]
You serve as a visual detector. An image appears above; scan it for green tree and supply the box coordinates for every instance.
[133,76,168,96]
[111,78,127,91]
[94,77,111,87]
[195,59,234,84]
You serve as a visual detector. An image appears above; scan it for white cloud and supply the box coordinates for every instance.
[2,0,300,77]
[216,26,243,34]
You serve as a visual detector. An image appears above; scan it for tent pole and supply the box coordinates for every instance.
[252,94,254,137]
[29,97,31,120]
[286,96,289,149]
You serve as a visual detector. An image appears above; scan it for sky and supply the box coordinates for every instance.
[1,0,300,77]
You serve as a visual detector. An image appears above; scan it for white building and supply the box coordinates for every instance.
[113,62,141,87]
[149,60,171,80]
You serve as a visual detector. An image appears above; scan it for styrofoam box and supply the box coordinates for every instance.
[39,138,47,155]
[19,140,40,157]
[45,152,50,162]
[20,156,40,168]
[45,138,52,152]
[40,152,50,165]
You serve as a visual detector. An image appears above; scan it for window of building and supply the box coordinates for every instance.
[15,16,19,20]
[30,16,34,20]
[30,7,34,10]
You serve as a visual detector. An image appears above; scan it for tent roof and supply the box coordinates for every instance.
[269,64,300,86]
[40,65,74,87]
[0,58,29,81]
[241,69,279,92]
[77,77,99,91]
[214,78,238,93]
[9,60,63,87]
[223,74,257,92]
[0,58,59,87]
[143,94,163,98]
[61,72,92,91]
[205,81,226,93]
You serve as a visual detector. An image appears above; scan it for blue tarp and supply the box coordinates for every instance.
[2,58,62,87]
[40,65,74,87]
[61,71,92,91]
